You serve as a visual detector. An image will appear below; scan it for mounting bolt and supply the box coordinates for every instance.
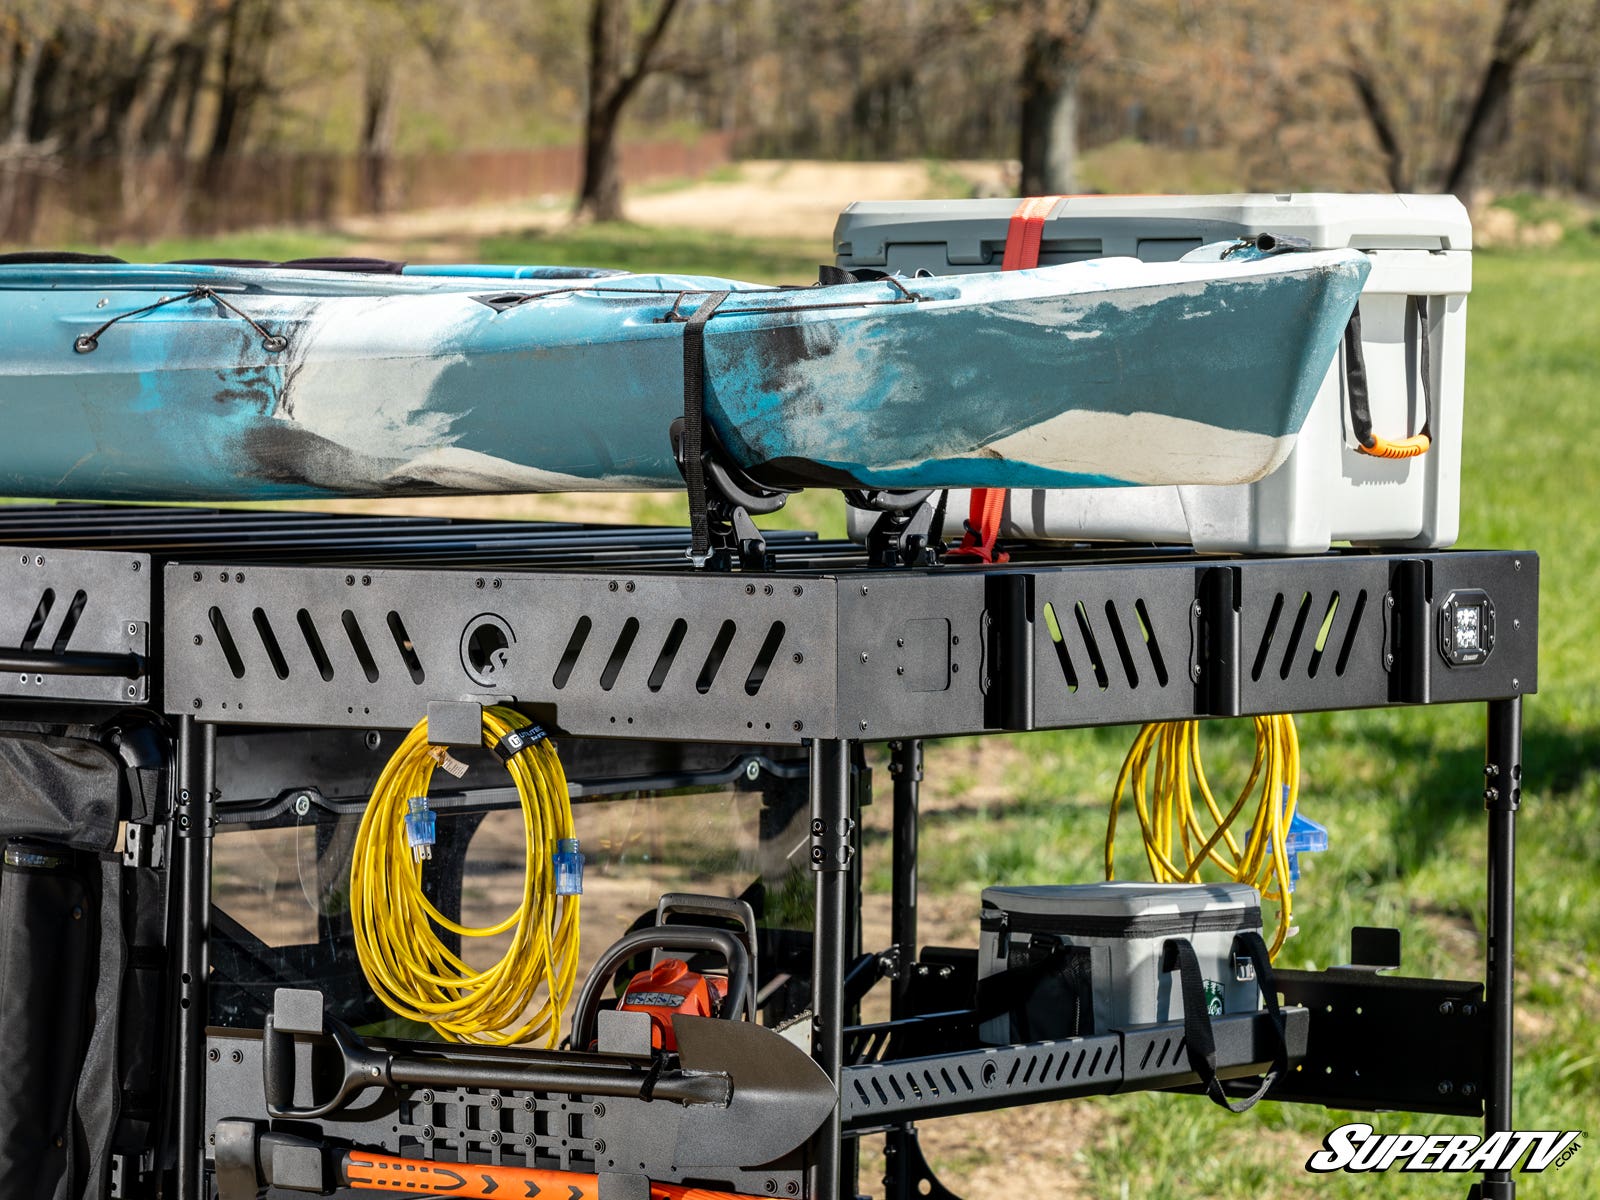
[786,1184,799,1196]
[1438,1000,1455,1016]
[422,1125,434,1140]
[763,584,773,595]
[860,585,869,595]
[860,652,869,663]
[859,720,868,731]
[192,699,202,709]
[1461,1083,1477,1098]
[232,1050,244,1064]
[419,1090,434,1104]
[126,685,137,698]
[493,578,502,589]
[897,666,905,675]
[1461,1002,1477,1017]
[746,584,756,595]
[626,581,636,592]
[345,575,355,586]
[765,1183,777,1195]
[128,622,139,636]
[793,721,803,732]
[1484,764,1499,777]
[208,1048,220,1062]
[745,760,761,781]
[34,556,44,566]
[793,652,804,664]
[896,637,905,647]
[593,1102,605,1117]
[194,571,203,582]
[608,581,619,592]
[522,1097,534,1112]
[131,560,140,572]
[293,793,312,816]
[476,578,486,589]
[793,586,803,596]
[1437,1080,1454,1096]
[1513,618,1521,630]
[361,575,371,586]
[489,1130,501,1146]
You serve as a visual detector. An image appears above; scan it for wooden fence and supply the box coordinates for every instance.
[0,132,735,246]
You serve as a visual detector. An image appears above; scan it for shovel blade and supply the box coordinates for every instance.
[672,1017,836,1167]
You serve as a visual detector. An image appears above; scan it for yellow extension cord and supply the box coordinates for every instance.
[1106,716,1300,958]
[351,706,580,1045]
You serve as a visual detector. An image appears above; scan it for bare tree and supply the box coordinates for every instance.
[1016,0,1102,195]
[577,0,684,221]
[1445,0,1547,196]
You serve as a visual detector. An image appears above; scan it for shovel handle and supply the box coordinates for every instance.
[343,1149,763,1200]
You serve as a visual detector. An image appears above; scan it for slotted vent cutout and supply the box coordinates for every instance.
[1306,592,1341,679]
[1103,600,1139,689]
[1278,591,1314,681]
[340,610,381,684]
[1073,602,1110,691]
[1042,602,1079,692]
[49,589,88,654]
[696,620,738,694]
[599,618,641,692]
[1134,598,1169,686]
[387,611,425,684]
[252,608,290,680]
[552,616,592,690]
[297,609,335,681]
[208,607,246,680]
[647,619,689,692]
[744,621,787,696]
[21,588,54,651]
[1251,593,1287,682]
[1335,589,1368,677]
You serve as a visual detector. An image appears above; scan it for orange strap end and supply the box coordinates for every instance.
[1357,433,1431,460]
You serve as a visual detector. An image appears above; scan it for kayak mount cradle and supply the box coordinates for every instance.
[670,418,797,571]
[845,489,941,569]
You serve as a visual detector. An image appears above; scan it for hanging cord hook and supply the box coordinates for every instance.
[74,286,288,355]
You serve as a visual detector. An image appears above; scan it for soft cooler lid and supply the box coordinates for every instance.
[835,193,1471,266]
[981,881,1260,919]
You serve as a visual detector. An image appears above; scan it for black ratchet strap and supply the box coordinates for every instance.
[679,290,730,566]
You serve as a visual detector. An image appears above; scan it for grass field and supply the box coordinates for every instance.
[55,216,1600,1195]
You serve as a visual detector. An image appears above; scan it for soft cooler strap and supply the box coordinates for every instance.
[949,195,1065,563]
[1160,930,1287,1113]
[1346,296,1433,459]
[680,290,730,566]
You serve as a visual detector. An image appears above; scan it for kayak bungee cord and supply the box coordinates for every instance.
[72,285,288,354]
[1105,716,1300,958]
[351,706,580,1045]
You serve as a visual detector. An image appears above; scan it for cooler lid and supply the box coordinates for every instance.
[835,193,1471,268]
[981,881,1260,919]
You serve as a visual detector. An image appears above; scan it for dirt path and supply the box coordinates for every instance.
[336,158,1009,261]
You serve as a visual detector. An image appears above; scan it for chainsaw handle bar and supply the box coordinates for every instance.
[571,926,750,1051]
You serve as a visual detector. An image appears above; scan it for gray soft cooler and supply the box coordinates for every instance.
[978,881,1262,1045]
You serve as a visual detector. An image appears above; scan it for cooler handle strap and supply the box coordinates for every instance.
[1346,296,1433,459]
[1159,931,1287,1113]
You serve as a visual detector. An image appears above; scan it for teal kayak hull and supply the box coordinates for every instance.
[0,250,1367,500]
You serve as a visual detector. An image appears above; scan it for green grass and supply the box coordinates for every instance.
[479,222,825,285]
[894,246,1600,1196]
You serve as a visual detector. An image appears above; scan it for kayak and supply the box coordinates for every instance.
[0,248,1367,501]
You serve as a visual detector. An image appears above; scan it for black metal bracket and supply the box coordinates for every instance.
[1269,969,1487,1115]
[883,1126,963,1200]
[846,490,941,568]
[670,418,798,571]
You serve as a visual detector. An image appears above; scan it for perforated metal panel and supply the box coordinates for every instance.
[0,547,151,705]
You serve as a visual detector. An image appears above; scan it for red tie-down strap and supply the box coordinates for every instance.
[948,195,1065,563]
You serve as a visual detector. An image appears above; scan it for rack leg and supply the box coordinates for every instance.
[173,717,216,1200]
[1479,697,1521,1200]
[888,739,922,1019]
[810,739,854,1200]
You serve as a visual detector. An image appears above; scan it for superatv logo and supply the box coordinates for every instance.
[1306,1123,1584,1173]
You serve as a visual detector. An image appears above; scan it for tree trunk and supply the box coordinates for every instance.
[1016,0,1101,197]
[576,0,683,222]
[1444,0,1543,198]
[1580,65,1600,196]
[0,33,46,241]
[1346,64,1412,191]
[360,57,398,214]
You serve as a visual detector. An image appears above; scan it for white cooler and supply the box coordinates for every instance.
[836,194,1471,554]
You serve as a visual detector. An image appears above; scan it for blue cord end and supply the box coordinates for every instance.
[405,796,436,863]
[554,836,584,896]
